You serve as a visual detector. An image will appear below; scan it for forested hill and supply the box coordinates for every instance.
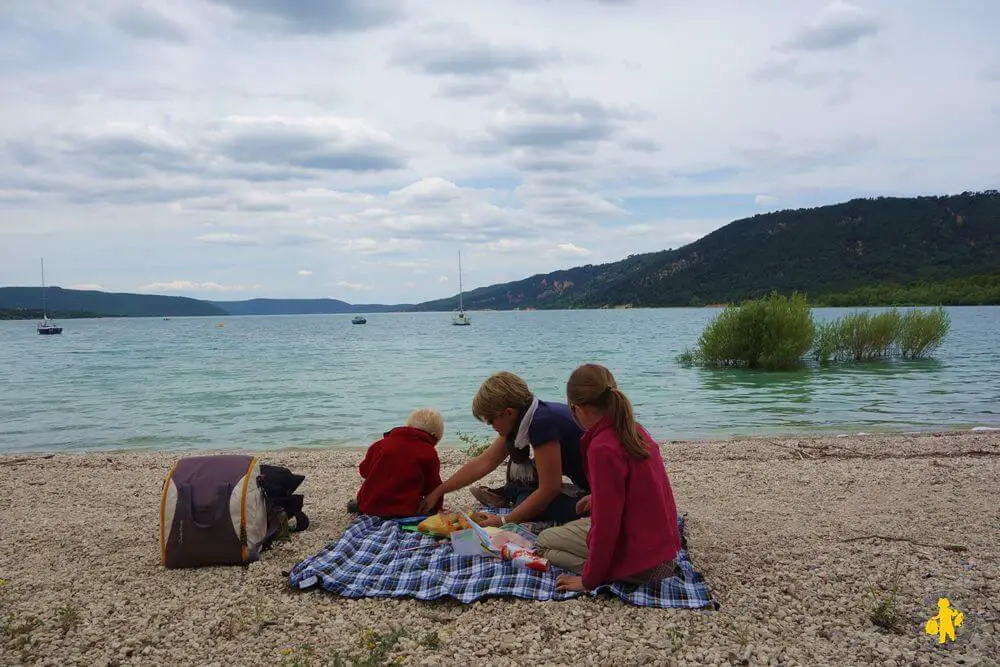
[0,287,227,317]
[412,191,1000,310]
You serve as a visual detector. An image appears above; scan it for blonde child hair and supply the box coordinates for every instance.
[472,371,533,423]
[406,408,445,441]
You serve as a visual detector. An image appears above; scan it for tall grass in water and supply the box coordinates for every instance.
[898,307,951,358]
[840,310,901,361]
[678,292,815,370]
[813,307,950,363]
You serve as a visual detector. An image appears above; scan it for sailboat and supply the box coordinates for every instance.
[452,251,471,326]
[37,259,62,335]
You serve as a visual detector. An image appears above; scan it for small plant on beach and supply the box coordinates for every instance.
[867,581,902,633]
[252,603,278,635]
[457,430,492,459]
[55,602,80,636]
[727,619,752,647]
[678,292,815,370]
[419,630,441,650]
[327,627,411,667]
[279,643,317,667]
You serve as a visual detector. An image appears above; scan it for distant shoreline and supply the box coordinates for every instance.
[2,303,998,322]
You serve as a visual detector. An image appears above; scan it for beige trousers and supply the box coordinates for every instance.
[536,518,591,573]
[536,518,672,584]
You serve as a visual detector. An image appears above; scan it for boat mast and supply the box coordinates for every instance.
[458,250,464,312]
[40,258,47,319]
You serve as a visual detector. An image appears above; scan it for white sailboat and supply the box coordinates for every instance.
[452,251,471,326]
[37,258,63,335]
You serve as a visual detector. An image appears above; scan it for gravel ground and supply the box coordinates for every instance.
[1,431,998,666]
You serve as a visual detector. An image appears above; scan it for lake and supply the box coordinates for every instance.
[1,307,998,453]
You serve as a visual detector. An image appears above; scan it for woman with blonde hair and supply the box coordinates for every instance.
[418,371,588,525]
[540,364,682,592]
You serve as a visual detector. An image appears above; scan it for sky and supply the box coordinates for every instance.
[1,0,998,304]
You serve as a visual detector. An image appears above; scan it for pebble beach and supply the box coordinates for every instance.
[1,430,998,666]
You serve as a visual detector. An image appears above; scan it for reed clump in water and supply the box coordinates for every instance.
[679,294,951,369]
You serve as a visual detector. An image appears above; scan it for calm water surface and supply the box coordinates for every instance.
[1,308,998,453]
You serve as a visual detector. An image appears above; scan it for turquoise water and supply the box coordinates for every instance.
[1,308,998,453]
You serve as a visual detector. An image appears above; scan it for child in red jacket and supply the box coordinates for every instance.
[350,408,445,518]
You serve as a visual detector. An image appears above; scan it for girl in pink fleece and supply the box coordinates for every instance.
[540,363,681,592]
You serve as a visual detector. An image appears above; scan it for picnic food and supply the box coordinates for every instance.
[500,544,550,572]
[417,511,490,537]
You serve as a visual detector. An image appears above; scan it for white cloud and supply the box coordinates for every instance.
[296,269,313,276]
[70,283,103,291]
[1,1,997,302]
[552,243,592,257]
[138,280,264,292]
[196,233,262,246]
[329,280,371,291]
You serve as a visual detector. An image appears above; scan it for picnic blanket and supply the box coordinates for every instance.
[287,511,717,609]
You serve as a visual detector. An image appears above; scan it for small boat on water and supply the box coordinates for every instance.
[37,259,62,335]
[452,250,471,326]
[352,315,367,325]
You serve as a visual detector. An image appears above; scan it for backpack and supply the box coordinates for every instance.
[159,454,308,569]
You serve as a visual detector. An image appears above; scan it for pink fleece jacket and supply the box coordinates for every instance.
[581,417,681,590]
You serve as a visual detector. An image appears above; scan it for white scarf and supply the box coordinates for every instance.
[507,396,539,484]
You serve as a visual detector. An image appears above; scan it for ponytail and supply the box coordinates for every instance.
[567,364,650,460]
[608,388,649,459]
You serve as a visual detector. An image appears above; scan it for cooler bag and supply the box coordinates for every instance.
[159,454,269,569]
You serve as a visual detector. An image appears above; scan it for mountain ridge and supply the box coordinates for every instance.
[412,191,1000,310]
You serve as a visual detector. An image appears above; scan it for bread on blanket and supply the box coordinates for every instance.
[417,512,490,537]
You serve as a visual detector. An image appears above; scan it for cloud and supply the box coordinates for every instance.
[329,280,371,291]
[112,6,190,43]
[735,134,877,172]
[344,237,423,255]
[552,243,592,257]
[196,233,262,246]
[754,194,780,206]
[139,280,264,293]
[208,0,402,34]
[387,177,463,205]
[70,284,104,291]
[394,29,559,77]
[297,269,314,276]
[438,275,449,283]
[782,2,882,52]
[210,116,406,172]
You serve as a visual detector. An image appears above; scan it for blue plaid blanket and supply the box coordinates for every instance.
[287,512,717,609]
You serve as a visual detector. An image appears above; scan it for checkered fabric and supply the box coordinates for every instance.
[287,510,717,609]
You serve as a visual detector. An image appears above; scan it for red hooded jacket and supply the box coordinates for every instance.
[356,426,443,517]
[581,417,682,590]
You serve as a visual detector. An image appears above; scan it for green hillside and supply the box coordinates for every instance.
[0,287,227,317]
[412,191,1000,310]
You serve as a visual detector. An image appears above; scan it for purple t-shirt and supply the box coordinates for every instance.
[511,400,589,491]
